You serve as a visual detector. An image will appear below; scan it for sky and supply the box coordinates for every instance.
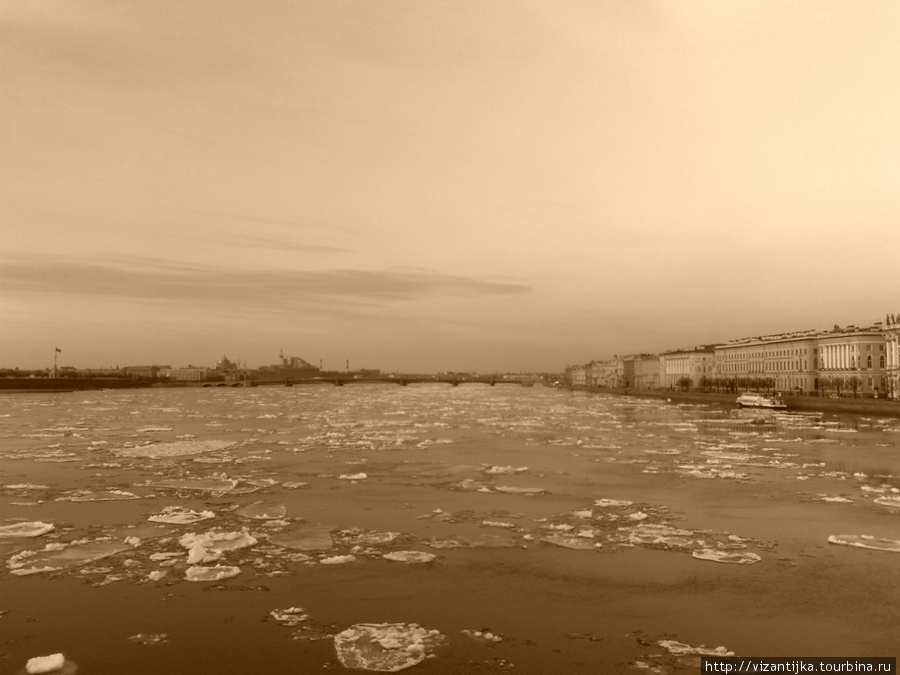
[1,0,898,373]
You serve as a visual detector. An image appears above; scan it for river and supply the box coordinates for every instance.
[1,385,898,674]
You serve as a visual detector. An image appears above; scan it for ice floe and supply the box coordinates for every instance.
[334,622,444,671]
[56,489,141,502]
[541,534,599,550]
[494,486,546,494]
[179,528,257,564]
[184,564,241,582]
[320,554,356,564]
[339,473,368,481]
[827,534,900,552]
[148,507,215,525]
[236,501,287,520]
[24,653,67,674]
[117,439,235,458]
[0,521,54,538]
[382,551,436,563]
[151,477,239,492]
[8,538,134,575]
[595,499,633,507]
[270,607,309,626]
[692,548,761,564]
[874,496,900,508]
[269,525,334,551]
[658,640,734,657]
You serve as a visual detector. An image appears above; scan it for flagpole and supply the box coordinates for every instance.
[54,348,58,378]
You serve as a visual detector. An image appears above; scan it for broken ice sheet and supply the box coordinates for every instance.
[334,623,444,672]
[0,521,54,538]
[236,501,287,520]
[148,506,215,525]
[827,534,900,552]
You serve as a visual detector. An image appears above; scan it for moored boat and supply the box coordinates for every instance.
[736,392,786,409]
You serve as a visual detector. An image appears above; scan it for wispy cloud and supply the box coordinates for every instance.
[1,253,530,312]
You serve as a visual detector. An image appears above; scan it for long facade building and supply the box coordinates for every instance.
[565,312,899,399]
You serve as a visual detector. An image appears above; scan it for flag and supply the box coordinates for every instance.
[55,347,62,353]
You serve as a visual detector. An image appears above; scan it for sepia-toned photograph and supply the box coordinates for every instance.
[1,2,898,673]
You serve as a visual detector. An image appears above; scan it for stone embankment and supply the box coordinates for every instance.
[0,378,146,392]
[568,386,900,417]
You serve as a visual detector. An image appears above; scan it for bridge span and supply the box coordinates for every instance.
[202,377,538,388]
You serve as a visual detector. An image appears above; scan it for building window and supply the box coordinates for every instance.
[880,355,886,368]
[867,355,873,369]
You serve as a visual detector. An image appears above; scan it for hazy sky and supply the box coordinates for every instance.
[2,1,898,373]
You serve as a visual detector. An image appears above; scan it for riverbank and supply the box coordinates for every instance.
[0,378,147,392]
[567,385,900,417]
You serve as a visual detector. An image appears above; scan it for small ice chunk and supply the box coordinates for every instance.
[147,570,167,582]
[184,565,241,582]
[382,551,436,563]
[320,555,356,564]
[0,521,54,538]
[338,473,368,481]
[692,548,761,564]
[25,653,65,673]
[827,534,900,552]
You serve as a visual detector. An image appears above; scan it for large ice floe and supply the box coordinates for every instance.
[0,521,54,538]
[116,439,235,458]
[269,525,334,551]
[8,537,137,575]
[151,477,239,492]
[148,506,215,525]
[184,564,241,582]
[692,548,761,564]
[827,534,900,552]
[236,501,287,520]
[23,652,77,674]
[382,551,436,563]
[333,623,444,671]
[179,528,257,564]
[658,640,734,657]
[55,489,141,502]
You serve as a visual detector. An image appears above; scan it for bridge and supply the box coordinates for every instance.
[203,377,536,388]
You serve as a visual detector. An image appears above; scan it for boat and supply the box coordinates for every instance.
[736,392,786,409]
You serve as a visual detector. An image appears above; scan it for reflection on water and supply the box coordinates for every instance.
[1,387,898,673]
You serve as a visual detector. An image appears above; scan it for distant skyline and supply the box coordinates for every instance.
[2,1,898,372]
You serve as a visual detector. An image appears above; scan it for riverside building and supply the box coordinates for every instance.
[883,314,900,400]
[659,347,715,390]
[714,330,819,393]
[817,325,888,397]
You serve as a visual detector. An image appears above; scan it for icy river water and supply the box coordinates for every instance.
[1,385,898,674]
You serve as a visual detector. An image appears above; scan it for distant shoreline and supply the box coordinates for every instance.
[566,385,900,418]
